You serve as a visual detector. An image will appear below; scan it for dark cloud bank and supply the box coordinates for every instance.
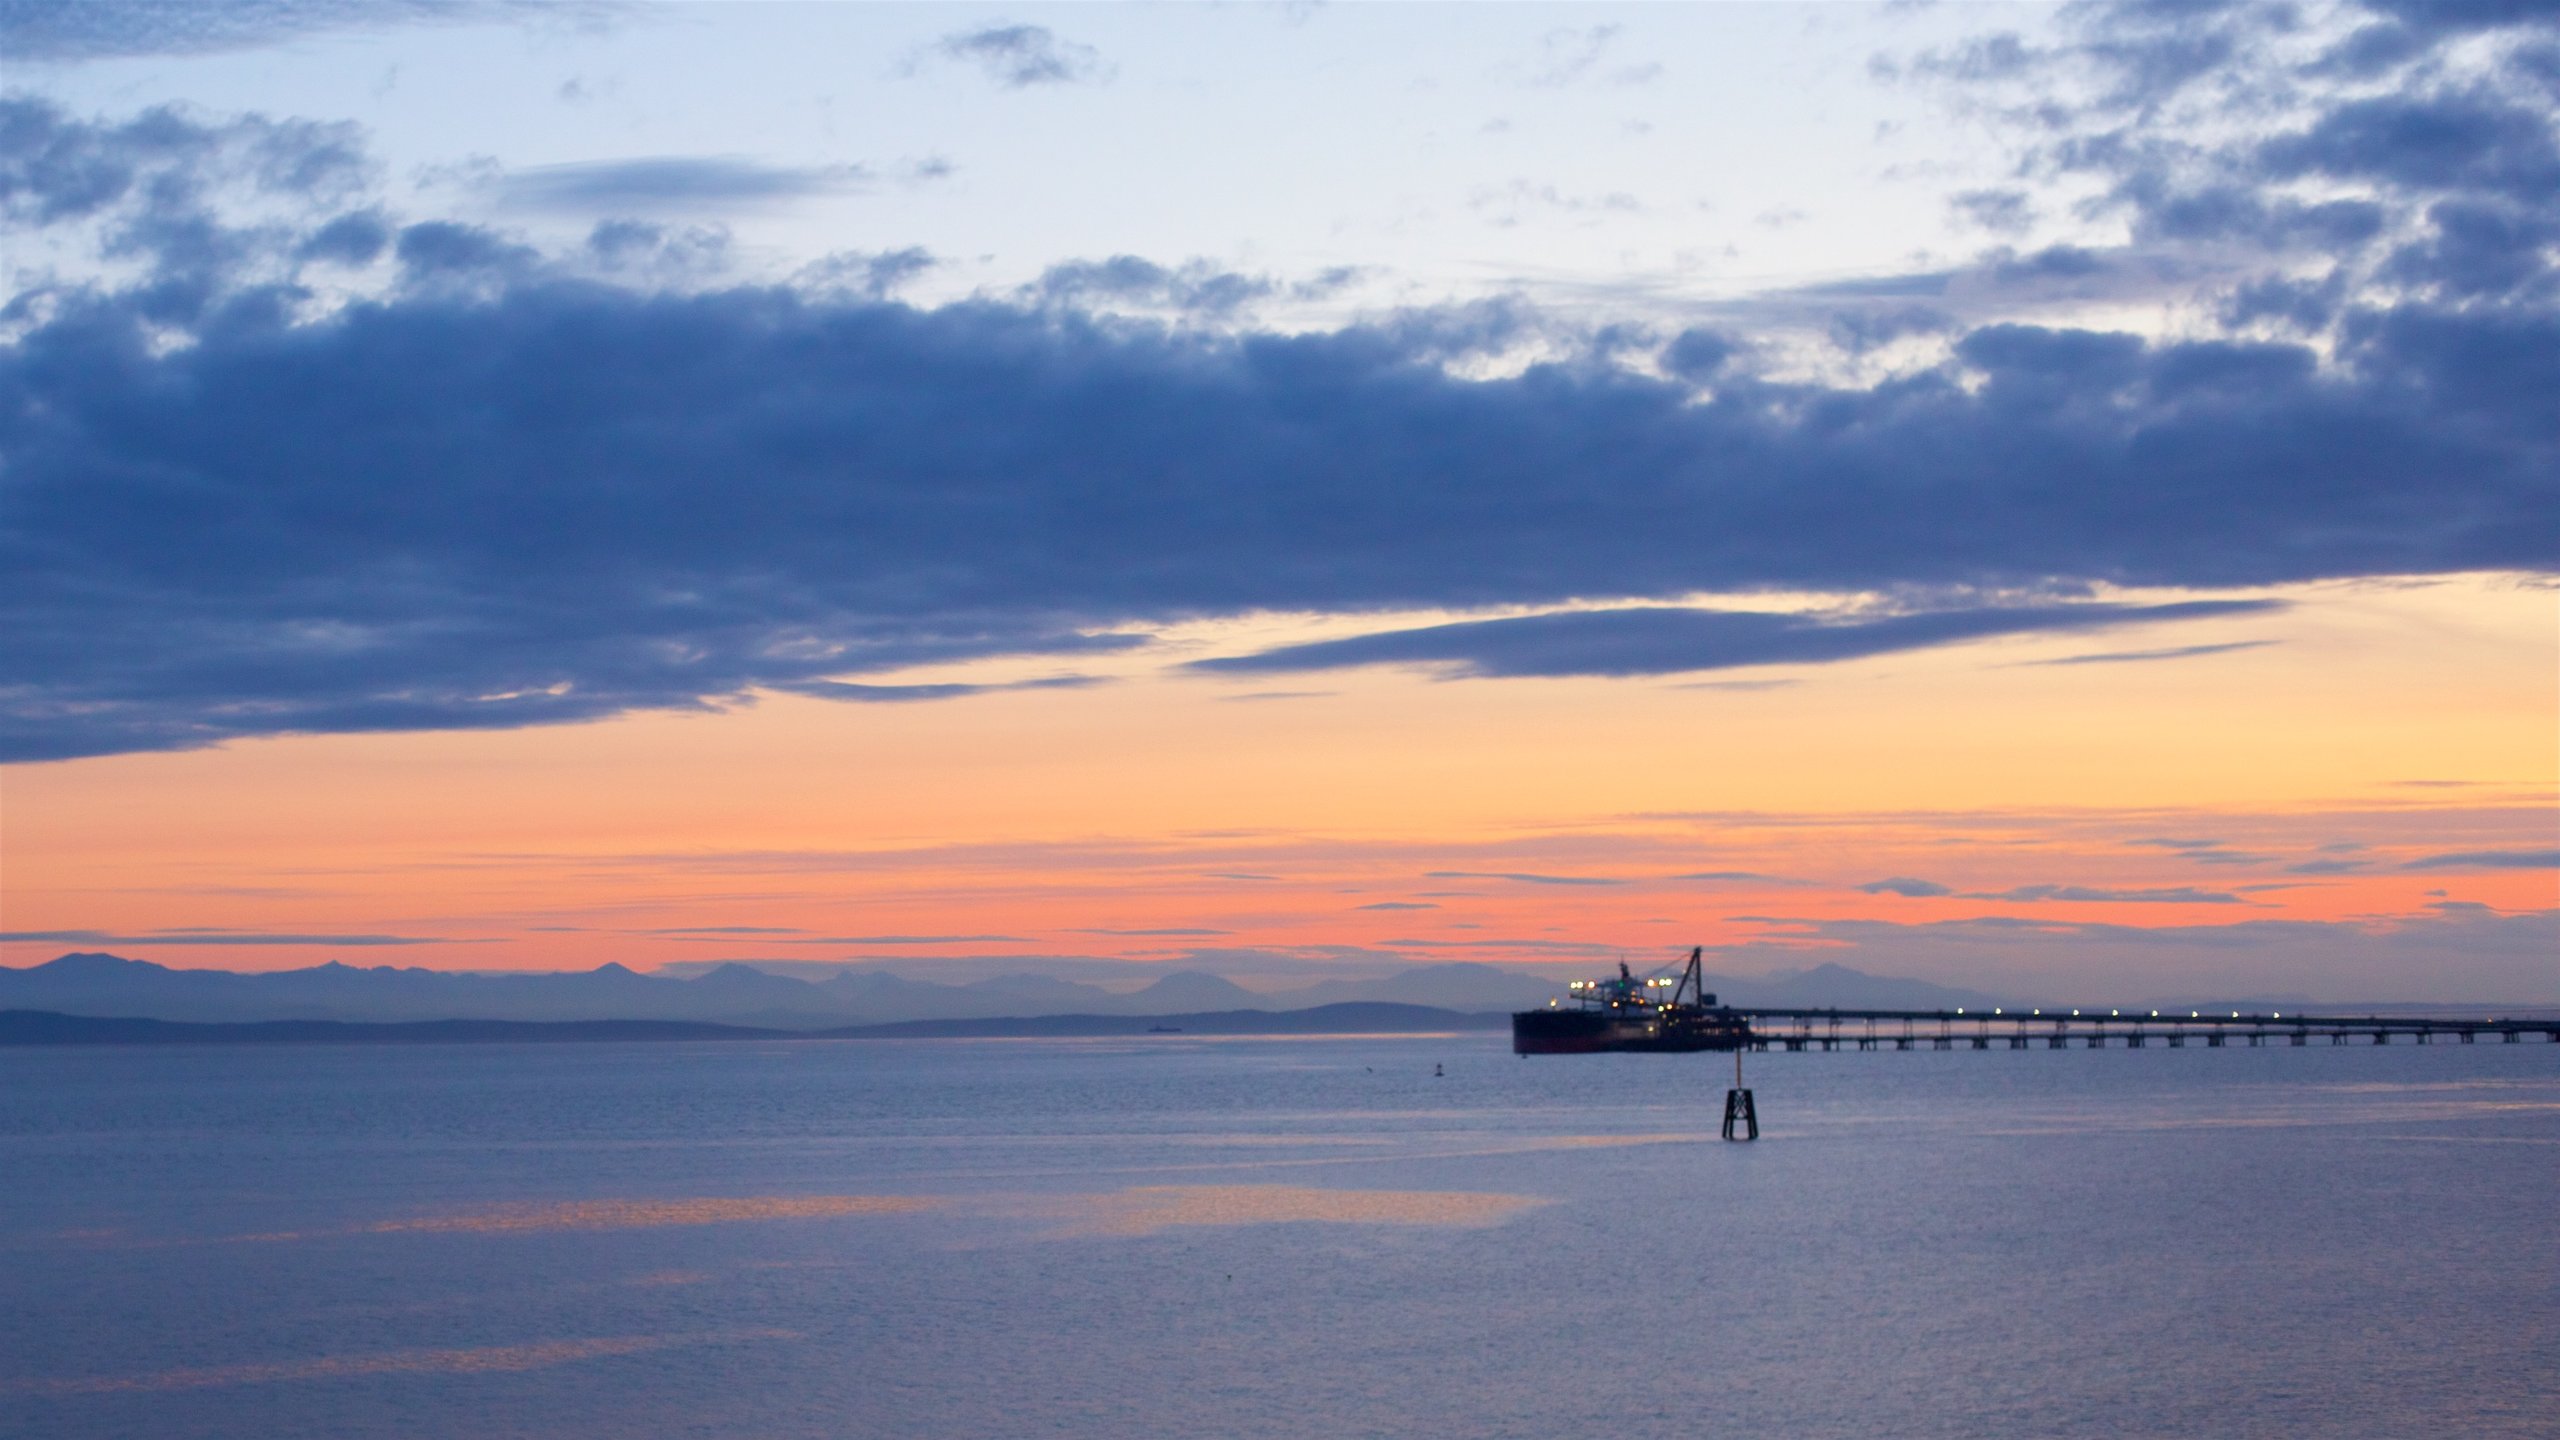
[3,0,2558,763]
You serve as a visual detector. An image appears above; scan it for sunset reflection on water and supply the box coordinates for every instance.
[1027,1184,1550,1238]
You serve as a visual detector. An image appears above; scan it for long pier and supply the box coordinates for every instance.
[1731,1007,2560,1052]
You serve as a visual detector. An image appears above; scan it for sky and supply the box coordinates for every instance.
[1,0,2554,1002]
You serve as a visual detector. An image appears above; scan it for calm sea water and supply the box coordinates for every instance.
[4,1035,2554,1438]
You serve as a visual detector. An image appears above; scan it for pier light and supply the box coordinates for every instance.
[2151,1011,2159,1018]
[1994,1008,2002,1015]
[2072,1010,2079,1016]
[1957,1008,1964,1015]
[2111,1010,2119,1017]
[2231,1012,2239,1019]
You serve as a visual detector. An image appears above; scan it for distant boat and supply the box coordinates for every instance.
[1146,1024,1183,1033]
[1513,947,1751,1054]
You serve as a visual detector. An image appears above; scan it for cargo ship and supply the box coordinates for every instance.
[1512,947,1753,1054]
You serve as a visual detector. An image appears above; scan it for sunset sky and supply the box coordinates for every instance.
[2,0,2553,1002]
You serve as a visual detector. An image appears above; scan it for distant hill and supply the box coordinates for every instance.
[1265,962,1568,1012]
[0,952,848,1027]
[822,1002,1506,1039]
[0,952,2017,1029]
[0,1003,1499,1046]
[0,1011,780,1045]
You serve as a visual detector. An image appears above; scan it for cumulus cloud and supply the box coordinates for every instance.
[1949,188,2036,235]
[0,98,367,222]
[927,24,1109,88]
[1879,0,2560,328]
[0,96,379,324]
[796,246,938,301]
[1029,256,1277,316]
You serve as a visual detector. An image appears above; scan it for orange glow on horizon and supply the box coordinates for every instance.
[4,575,2552,995]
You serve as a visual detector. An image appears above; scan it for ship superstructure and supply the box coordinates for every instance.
[1512,947,1752,1054]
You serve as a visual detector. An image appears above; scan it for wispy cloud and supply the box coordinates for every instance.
[2024,640,2276,666]
[774,934,1030,946]
[1071,927,1232,937]
[1194,601,2283,680]
[0,929,477,946]
[490,157,875,213]
[1858,877,1955,897]
[2403,848,2560,871]
[1965,884,2244,905]
[0,0,592,63]
[638,925,805,936]
[776,675,1113,705]
[1852,878,2244,904]
[1423,871,1624,887]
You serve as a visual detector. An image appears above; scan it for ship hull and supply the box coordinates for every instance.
[1512,1008,1752,1055]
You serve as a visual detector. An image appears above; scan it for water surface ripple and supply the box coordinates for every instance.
[6,1037,2553,1438]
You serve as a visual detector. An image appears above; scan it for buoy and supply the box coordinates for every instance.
[1722,1047,1758,1141]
